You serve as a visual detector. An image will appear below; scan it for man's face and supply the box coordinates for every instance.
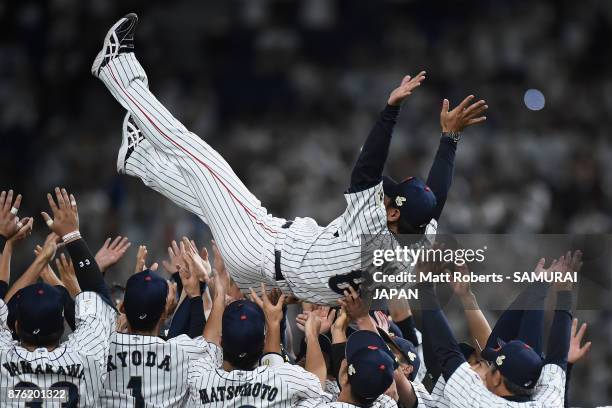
[469,357,490,384]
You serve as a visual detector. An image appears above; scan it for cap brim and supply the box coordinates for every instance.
[481,338,506,362]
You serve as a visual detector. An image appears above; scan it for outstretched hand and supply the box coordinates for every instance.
[388,71,426,107]
[95,236,131,272]
[250,283,286,326]
[134,245,158,273]
[568,318,591,364]
[0,190,28,240]
[41,187,79,237]
[441,95,488,133]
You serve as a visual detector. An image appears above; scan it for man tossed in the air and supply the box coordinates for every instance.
[92,14,487,304]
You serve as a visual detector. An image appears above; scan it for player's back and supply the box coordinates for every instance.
[0,292,116,407]
[188,361,325,408]
[100,333,216,408]
[0,344,104,407]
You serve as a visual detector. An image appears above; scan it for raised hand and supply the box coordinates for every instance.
[134,245,159,273]
[41,187,79,237]
[304,312,322,339]
[388,71,426,107]
[55,253,81,298]
[450,262,473,299]
[337,285,370,321]
[178,243,202,298]
[331,307,350,343]
[441,95,488,133]
[8,217,34,244]
[0,190,25,240]
[161,240,181,274]
[40,233,60,262]
[568,318,591,364]
[180,237,211,283]
[250,283,286,326]
[95,236,131,272]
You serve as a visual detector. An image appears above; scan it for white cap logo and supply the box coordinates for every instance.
[496,355,506,366]
[33,329,40,335]
[395,196,406,207]
[348,364,356,376]
[407,351,416,362]
[139,313,147,320]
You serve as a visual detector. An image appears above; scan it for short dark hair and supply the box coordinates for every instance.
[126,315,161,332]
[492,366,535,397]
[222,342,263,371]
[17,326,64,348]
[350,389,375,408]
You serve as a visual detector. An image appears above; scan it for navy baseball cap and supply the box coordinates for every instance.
[222,300,265,362]
[124,269,169,330]
[459,342,476,361]
[16,283,65,337]
[481,339,543,389]
[378,328,420,381]
[383,176,437,229]
[346,330,396,402]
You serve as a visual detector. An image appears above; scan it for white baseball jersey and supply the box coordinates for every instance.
[294,394,398,408]
[100,333,220,407]
[99,52,431,305]
[442,362,566,407]
[0,292,115,407]
[187,350,325,408]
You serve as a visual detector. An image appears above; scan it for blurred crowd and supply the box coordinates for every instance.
[1,0,612,405]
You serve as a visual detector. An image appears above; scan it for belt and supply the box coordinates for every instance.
[274,221,293,281]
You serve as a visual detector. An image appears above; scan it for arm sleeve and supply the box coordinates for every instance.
[65,239,112,306]
[331,342,346,380]
[418,284,465,381]
[425,137,457,220]
[486,281,549,354]
[56,285,76,331]
[564,363,573,408]
[167,296,192,339]
[0,281,7,299]
[395,316,419,346]
[544,291,573,369]
[348,104,400,192]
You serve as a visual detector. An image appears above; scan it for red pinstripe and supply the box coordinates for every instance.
[107,64,277,236]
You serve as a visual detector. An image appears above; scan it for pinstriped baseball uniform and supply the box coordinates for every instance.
[0,292,115,407]
[187,356,325,408]
[442,363,566,407]
[99,333,220,407]
[99,52,430,305]
[294,394,398,408]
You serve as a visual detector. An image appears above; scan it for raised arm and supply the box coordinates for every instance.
[544,251,581,370]
[426,96,487,220]
[450,262,491,352]
[250,283,286,355]
[349,72,426,192]
[418,283,465,381]
[5,233,58,302]
[42,187,112,305]
[304,312,327,387]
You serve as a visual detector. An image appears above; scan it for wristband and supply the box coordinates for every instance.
[62,231,82,243]
[0,236,6,253]
[442,131,461,143]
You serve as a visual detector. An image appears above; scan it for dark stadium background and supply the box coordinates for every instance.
[1,0,611,404]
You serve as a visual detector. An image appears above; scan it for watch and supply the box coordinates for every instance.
[442,131,461,143]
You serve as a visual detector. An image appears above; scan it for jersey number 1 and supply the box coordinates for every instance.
[127,376,145,408]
